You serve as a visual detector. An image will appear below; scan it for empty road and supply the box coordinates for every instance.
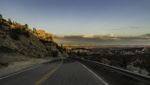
[0,58,106,85]
[0,58,149,85]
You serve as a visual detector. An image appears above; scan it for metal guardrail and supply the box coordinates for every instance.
[72,57,150,85]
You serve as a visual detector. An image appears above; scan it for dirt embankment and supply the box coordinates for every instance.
[0,53,52,77]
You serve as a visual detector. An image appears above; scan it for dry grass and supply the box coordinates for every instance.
[0,53,52,77]
[0,53,29,67]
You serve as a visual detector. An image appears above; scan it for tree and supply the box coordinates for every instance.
[33,28,36,32]
[8,18,12,24]
[22,24,29,31]
[0,14,2,23]
[24,24,28,28]
[0,14,2,19]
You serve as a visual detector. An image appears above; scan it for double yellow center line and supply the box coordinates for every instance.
[34,58,63,85]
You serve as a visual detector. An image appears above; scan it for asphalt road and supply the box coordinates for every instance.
[0,59,106,85]
[1,58,149,85]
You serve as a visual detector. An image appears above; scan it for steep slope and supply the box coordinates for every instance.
[0,15,64,66]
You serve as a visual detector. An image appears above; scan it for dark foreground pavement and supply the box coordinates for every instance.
[0,59,106,85]
[42,59,105,85]
[1,58,148,85]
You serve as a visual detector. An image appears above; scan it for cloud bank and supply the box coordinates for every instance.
[54,34,150,46]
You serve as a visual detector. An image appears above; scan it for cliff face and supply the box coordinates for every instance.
[0,15,62,58]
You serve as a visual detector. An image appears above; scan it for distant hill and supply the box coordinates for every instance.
[0,14,65,58]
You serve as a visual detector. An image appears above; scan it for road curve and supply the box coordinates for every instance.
[0,58,106,85]
[42,59,106,85]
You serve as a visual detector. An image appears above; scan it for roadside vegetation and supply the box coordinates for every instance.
[68,47,150,76]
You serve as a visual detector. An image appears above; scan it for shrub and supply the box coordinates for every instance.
[10,28,30,40]
[10,29,20,40]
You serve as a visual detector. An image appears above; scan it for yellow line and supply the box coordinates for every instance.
[34,58,63,85]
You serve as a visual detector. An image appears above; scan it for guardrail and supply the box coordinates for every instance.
[72,57,150,85]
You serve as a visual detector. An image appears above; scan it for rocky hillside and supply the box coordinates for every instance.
[0,14,65,60]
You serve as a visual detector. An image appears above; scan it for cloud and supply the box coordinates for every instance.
[54,34,150,45]
[112,26,141,30]
[129,26,141,29]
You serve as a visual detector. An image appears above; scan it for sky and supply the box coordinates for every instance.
[0,0,150,45]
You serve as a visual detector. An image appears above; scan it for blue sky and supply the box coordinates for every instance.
[0,0,150,36]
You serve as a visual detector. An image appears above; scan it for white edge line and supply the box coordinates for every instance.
[0,65,41,80]
[80,63,109,85]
